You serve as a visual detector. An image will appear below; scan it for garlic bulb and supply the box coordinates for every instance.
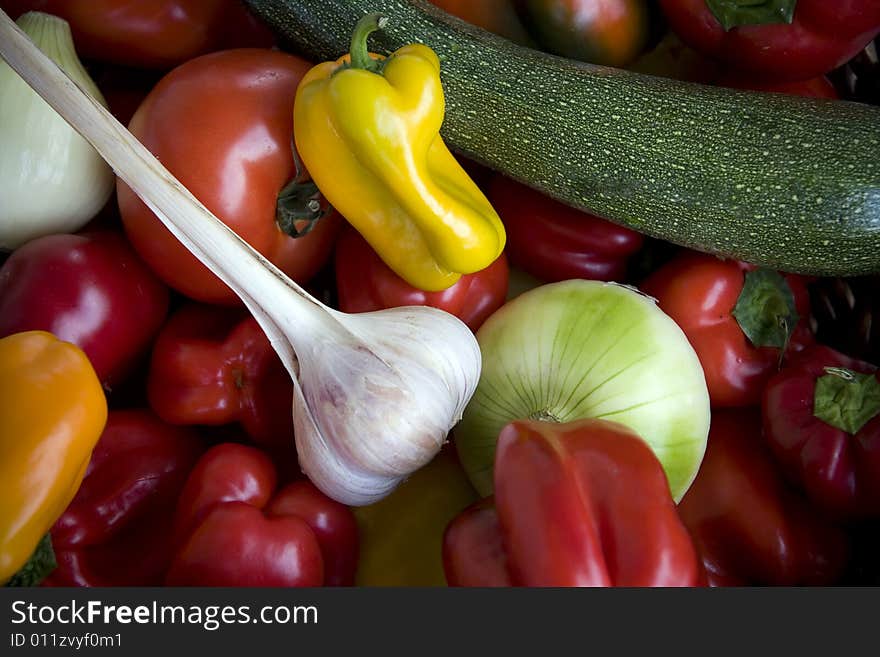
[0,12,114,251]
[292,306,480,504]
[0,8,480,506]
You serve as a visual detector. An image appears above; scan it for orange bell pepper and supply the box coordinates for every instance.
[0,331,107,584]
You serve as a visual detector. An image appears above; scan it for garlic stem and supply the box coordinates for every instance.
[0,8,482,506]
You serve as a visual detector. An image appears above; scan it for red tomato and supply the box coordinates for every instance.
[0,0,230,69]
[334,225,509,332]
[488,175,645,283]
[117,49,342,305]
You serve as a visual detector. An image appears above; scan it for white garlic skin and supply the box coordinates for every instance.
[292,305,481,506]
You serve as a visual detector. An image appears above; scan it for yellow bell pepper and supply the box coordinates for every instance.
[294,13,506,292]
[0,331,107,584]
[354,446,479,586]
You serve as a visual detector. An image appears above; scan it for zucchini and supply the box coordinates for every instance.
[246,0,880,276]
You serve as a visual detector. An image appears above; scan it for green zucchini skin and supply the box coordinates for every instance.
[246,0,880,276]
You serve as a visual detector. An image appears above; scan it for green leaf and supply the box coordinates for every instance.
[705,0,797,31]
[5,534,57,587]
[732,268,798,350]
[814,367,880,435]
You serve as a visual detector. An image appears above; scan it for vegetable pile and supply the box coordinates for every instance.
[1,0,879,588]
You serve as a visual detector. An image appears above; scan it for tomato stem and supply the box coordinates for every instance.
[276,179,328,238]
[276,146,331,238]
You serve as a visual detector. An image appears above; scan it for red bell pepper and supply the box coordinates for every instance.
[43,410,207,587]
[147,303,294,449]
[165,443,358,587]
[677,409,849,586]
[0,231,169,388]
[487,175,644,284]
[762,345,880,520]
[659,0,880,81]
[334,225,509,332]
[443,418,702,587]
[0,0,230,69]
[640,251,813,407]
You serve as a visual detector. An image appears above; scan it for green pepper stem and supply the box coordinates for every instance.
[814,366,880,435]
[349,12,387,72]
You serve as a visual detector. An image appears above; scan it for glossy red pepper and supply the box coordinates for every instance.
[659,0,880,81]
[147,303,294,449]
[0,0,231,69]
[762,345,880,520]
[487,175,644,284]
[0,231,169,388]
[43,410,206,587]
[678,410,849,586]
[166,443,358,587]
[640,251,813,407]
[334,226,509,333]
[443,419,702,587]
